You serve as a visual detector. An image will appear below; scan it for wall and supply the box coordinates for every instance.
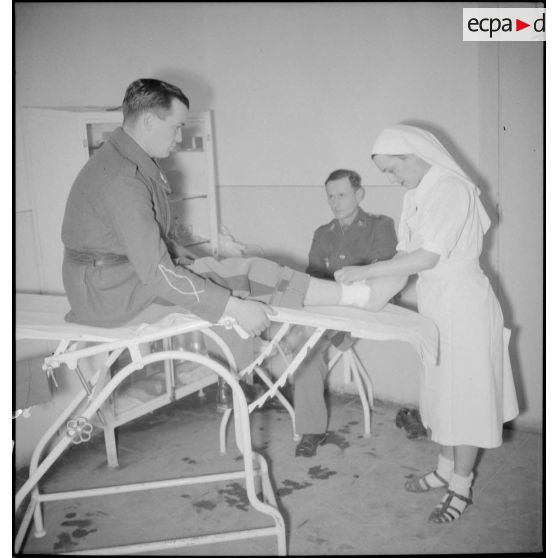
[14,3,543,465]
[498,41,543,430]
[15,3,481,207]
[477,34,543,432]
[201,2,481,187]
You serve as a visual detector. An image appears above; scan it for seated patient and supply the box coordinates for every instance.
[62,78,402,333]
[60,78,404,414]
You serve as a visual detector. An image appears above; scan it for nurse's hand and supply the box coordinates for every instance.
[334,265,372,284]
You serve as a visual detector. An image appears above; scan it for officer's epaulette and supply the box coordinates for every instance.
[316,218,337,233]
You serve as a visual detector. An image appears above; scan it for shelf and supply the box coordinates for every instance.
[168,194,208,203]
[183,239,211,248]
[112,365,217,425]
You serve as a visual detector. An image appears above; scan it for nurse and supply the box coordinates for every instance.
[335,124,519,523]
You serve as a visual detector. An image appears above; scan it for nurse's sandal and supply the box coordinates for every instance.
[405,454,454,493]
[428,490,472,523]
[405,471,449,493]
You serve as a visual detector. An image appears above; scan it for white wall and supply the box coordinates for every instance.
[201,2,481,187]
[15,3,482,203]
[15,2,543,466]
[498,42,544,430]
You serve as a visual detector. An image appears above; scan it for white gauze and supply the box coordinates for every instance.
[339,281,371,308]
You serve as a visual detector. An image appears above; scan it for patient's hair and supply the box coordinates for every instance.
[122,78,190,123]
[324,169,362,191]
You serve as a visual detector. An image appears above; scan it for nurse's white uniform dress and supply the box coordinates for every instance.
[397,166,519,448]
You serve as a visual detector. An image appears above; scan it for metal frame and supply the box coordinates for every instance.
[15,294,438,554]
[327,344,374,436]
[217,298,441,452]
[15,316,287,555]
[219,326,375,454]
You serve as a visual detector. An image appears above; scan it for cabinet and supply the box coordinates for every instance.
[19,107,219,294]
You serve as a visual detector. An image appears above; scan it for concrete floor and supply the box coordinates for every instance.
[16,385,543,555]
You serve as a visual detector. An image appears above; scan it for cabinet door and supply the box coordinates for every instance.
[20,108,219,295]
[21,108,122,294]
[21,109,93,293]
[160,111,219,257]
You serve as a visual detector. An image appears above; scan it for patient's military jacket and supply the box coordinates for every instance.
[61,127,230,327]
[307,207,397,279]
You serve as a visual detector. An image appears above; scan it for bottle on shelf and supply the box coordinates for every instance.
[172,331,210,386]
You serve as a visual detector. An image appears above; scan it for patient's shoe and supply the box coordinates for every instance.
[295,433,327,457]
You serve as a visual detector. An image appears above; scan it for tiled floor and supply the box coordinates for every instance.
[15,386,543,555]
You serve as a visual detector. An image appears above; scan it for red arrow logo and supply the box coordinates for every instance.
[516,19,530,31]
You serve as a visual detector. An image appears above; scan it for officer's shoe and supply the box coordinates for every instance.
[329,331,357,352]
[295,433,327,457]
[395,407,427,439]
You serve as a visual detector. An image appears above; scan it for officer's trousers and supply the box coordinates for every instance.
[293,339,330,435]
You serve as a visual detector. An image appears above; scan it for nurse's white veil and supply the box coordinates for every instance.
[371,124,491,232]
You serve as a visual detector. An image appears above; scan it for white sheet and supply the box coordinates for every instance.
[16,293,438,365]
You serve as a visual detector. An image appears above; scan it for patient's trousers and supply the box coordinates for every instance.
[189,257,311,309]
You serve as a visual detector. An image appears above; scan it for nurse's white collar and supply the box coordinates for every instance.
[413,166,450,203]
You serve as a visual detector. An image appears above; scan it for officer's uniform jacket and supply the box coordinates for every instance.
[307,207,398,279]
[61,127,230,327]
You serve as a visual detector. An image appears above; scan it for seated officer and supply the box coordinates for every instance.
[291,168,398,457]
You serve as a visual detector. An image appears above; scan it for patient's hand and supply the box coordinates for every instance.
[171,242,197,266]
[223,297,275,337]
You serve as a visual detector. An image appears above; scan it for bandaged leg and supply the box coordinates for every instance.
[190,256,406,312]
[363,275,408,311]
[337,275,408,311]
[303,274,407,311]
[302,278,341,306]
[339,281,371,307]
